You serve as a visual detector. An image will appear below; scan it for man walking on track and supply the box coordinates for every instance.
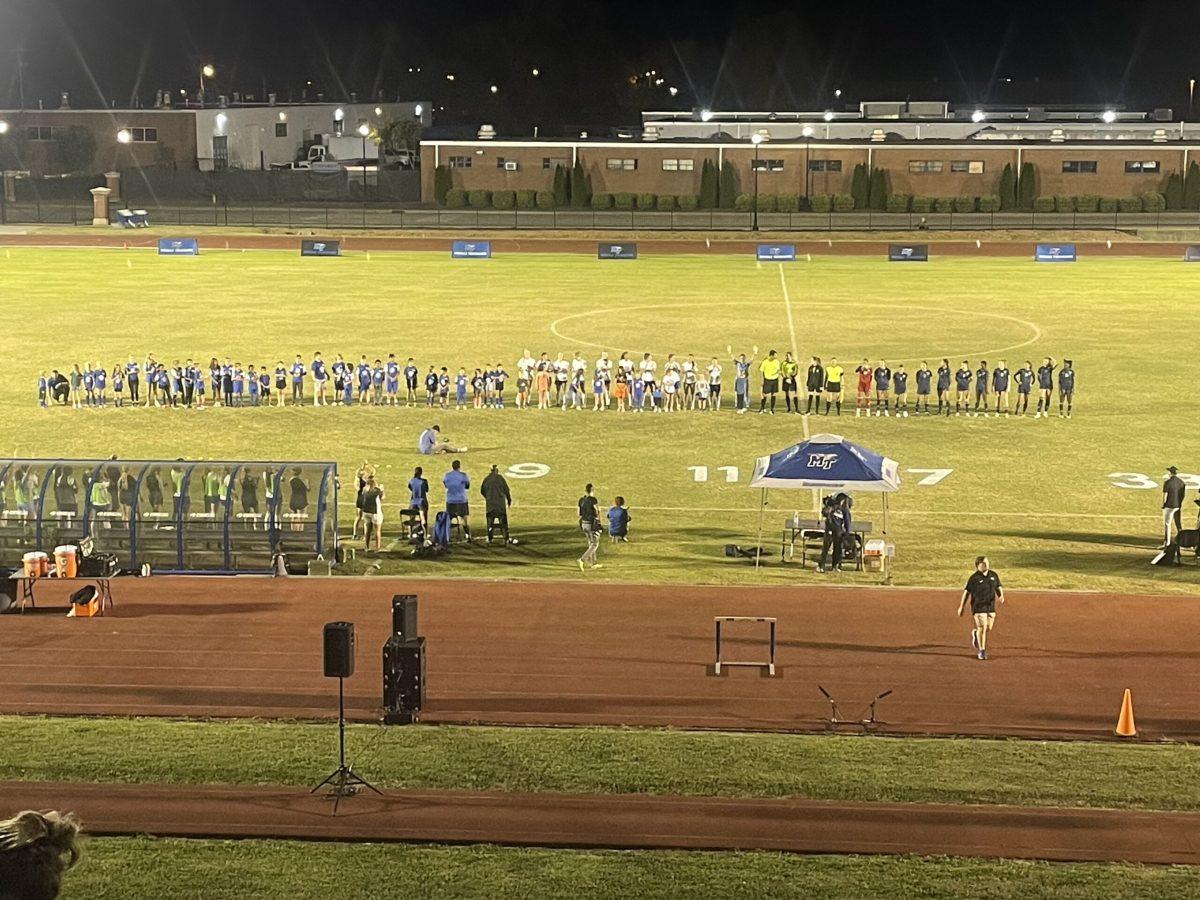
[577,483,602,571]
[958,556,1004,660]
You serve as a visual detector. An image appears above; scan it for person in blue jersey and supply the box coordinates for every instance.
[972,360,990,417]
[936,358,951,415]
[182,359,196,407]
[915,362,932,414]
[992,359,1011,417]
[126,356,141,404]
[257,365,269,408]
[356,356,371,405]
[424,366,438,407]
[494,364,509,409]
[341,363,353,405]
[727,345,756,414]
[82,364,96,408]
[386,354,401,406]
[168,362,182,408]
[1057,359,1076,418]
[1035,356,1056,419]
[290,354,306,406]
[471,368,485,408]
[953,360,972,415]
[455,368,468,410]
[408,465,430,530]
[111,363,124,408]
[872,360,891,417]
[194,365,206,409]
[331,354,346,406]
[372,359,386,406]
[311,352,328,406]
[232,363,246,407]
[143,354,158,408]
[892,365,909,418]
[94,364,108,406]
[437,366,451,409]
[273,360,287,408]
[247,365,260,406]
[404,358,419,407]
[443,459,473,542]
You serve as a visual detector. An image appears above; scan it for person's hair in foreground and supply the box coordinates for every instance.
[0,809,81,900]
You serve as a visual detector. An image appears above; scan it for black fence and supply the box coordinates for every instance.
[8,201,1200,232]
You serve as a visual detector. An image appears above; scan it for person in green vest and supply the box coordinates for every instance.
[89,472,111,530]
[204,469,221,515]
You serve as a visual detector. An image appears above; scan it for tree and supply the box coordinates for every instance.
[867,167,888,211]
[552,164,569,207]
[570,159,591,207]
[997,163,1017,211]
[52,126,96,175]
[1017,162,1037,211]
[433,165,452,206]
[698,158,718,209]
[1184,161,1200,210]
[718,159,738,209]
[372,119,423,163]
[850,163,870,209]
[1164,172,1184,210]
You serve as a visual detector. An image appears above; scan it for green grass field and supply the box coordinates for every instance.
[2,245,1196,592]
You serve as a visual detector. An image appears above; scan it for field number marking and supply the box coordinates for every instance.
[689,466,740,483]
[908,468,954,486]
[506,463,551,480]
[1109,472,1200,490]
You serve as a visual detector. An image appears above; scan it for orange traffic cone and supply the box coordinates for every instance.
[1115,688,1137,737]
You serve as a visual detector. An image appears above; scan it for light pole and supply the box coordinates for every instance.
[750,132,764,231]
[802,125,813,205]
[199,65,215,107]
[357,123,371,201]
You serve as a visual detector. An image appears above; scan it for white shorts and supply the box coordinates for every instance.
[367,512,383,526]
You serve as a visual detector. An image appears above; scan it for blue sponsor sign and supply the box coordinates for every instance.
[598,242,637,259]
[301,239,341,257]
[888,243,929,262]
[451,240,492,259]
[157,237,199,256]
[756,244,796,261]
[1034,243,1076,262]
[1185,245,1200,262]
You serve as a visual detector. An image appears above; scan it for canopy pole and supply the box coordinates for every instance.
[882,493,893,586]
[754,488,767,569]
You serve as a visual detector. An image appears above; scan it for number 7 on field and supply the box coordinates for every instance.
[907,468,953,486]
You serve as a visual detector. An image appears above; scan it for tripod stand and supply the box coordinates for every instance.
[311,676,381,814]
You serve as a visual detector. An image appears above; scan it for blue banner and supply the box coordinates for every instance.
[756,244,796,261]
[157,237,199,256]
[301,239,341,257]
[598,242,637,259]
[451,240,492,259]
[1034,243,1076,262]
[888,243,929,261]
[1185,245,1200,262]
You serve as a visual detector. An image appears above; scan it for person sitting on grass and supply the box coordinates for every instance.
[418,425,466,455]
[607,496,631,543]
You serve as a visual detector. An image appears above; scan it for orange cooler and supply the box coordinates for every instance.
[54,545,78,578]
[23,551,48,578]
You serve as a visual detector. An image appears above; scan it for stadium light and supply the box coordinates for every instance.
[750,131,769,232]
[531,67,540,77]
[1102,109,1117,123]
[490,84,499,94]
[414,104,423,117]
[116,128,131,144]
[971,109,986,123]
[668,86,678,97]
[834,89,842,98]
[201,64,215,79]
[446,73,455,81]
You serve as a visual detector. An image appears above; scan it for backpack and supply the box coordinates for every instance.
[432,511,452,547]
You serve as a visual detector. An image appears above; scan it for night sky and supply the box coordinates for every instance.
[2,1,1199,131]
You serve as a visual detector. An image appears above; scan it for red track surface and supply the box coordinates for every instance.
[0,232,1192,256]
[4,780,1198,864]
[2,577,1197,740]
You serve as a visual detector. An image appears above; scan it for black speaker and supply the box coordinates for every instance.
[383,636,425,721]
[323,621,355,678]
[391,594,418,641]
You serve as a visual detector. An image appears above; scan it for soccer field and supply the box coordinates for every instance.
[2,244,1196,592]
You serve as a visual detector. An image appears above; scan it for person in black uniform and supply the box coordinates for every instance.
[936,358,951,415]
[817,495,847,573]
[957,556,1004,660]
[1057,359,1076,418]
[1014,360,1034,416]
[915,362,932,414]
[805,357,825,414]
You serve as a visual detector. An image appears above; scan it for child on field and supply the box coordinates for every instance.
[37,372,48,408]
[111,365,124,407]
[607,496,630,543]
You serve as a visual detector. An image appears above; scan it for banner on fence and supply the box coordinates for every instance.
[1185,245,1200,262]
[1034,243,1077,262]
[301,239,341,257]
[157,237,199,256]
[756,244,796,261]
[888,243,929,262]
[451,240,492,259]
[598,242,637,259]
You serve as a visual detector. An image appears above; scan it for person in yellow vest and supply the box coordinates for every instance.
[758,350,782,414]
[780,352,800,413]
[823,357,845,415]
[88,472,111,530]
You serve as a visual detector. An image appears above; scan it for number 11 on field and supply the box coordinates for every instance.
[688,466,740,483]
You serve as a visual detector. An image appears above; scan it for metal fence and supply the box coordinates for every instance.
[7,200,1200,232]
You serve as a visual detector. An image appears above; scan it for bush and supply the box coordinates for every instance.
[850,164,870,209]
[734,193,753,211]
[737,193,777,212]
[656,194,677,211]
[444,188,467,209]
[1141,191,1166,212]
[591,192,613,210]
[1033,197,1055,213]
[776,194,800,213]
[1075,194,1100,213]
[933,197,955,213]
[677,194,699,211]
[515,189,537,210]
[570,160,591,207]
[698,159,718,209]
[832,194,855,212]
[467,189,491,208]
[809,194,833,213]
[759,194,778,213]
[954,196,975,213]
[1098,197,1118,213]
[1164,173,1184,210]
[1017,162,1037,210]
[868,168,888,211]
[977,194,1000,213]
[1118,196,1143,213]
[1054,196,1075,214]
[636,192,657,210]
[910,196,934,213]
[552,165,569,208]
[613,192,636,210]
[886,194,910,213]
[718,160,739,209]
[433,165,452,206]
[535,190,555,210]
[491,190,515,210]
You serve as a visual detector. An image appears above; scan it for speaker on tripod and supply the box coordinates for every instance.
[383,595,425,725]
[312,621,381,813]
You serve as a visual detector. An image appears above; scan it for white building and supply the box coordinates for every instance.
[193,101,430,171]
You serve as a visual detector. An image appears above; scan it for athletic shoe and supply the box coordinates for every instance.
[977,650,985,660]
[578,559,585,571]
[1034,411,1041,418]
[855,409,861,417]
[816,565,825,573]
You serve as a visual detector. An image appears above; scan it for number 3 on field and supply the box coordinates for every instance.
[907,468,953,486]
[1107,472,1159,490]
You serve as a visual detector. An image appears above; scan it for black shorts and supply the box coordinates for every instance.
[275,379,286,390]
[824,381,840,393]
[970,603,996,616]
[782,376,797,391]
[447,501,469,518]
[762,378,779,393]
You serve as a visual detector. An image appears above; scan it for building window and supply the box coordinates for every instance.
[606,158,637,171]
[1124,160,1160,174]
[1062,160,1098,173]
[127,127,158,143]
[661,158,695,171]
[542,157,569,170]
[275,122,288,138]
[448,155,472,169]
[951,160,984,174]
[808,159,842,172]
[751,159,784,172]
[908,160,944,173]
[25,126,54,141]
[496,157,519,171]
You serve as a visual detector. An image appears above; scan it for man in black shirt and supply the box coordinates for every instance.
[1162,466,1186,547]
[817,496,847,573]
[958,556,1004,660]
[577,483,602,571]
[481,464,514,544]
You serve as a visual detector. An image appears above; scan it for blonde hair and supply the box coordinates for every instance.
[0,810,81,900]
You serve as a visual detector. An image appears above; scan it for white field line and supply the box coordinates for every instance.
[510,504,1158,519]
[778,264,800,361]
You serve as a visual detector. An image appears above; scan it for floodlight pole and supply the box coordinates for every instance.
[751,139,760,232]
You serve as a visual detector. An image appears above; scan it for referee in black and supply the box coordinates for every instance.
[957,556,1004,660]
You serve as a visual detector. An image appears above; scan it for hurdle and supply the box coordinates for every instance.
[713,616,777,676]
